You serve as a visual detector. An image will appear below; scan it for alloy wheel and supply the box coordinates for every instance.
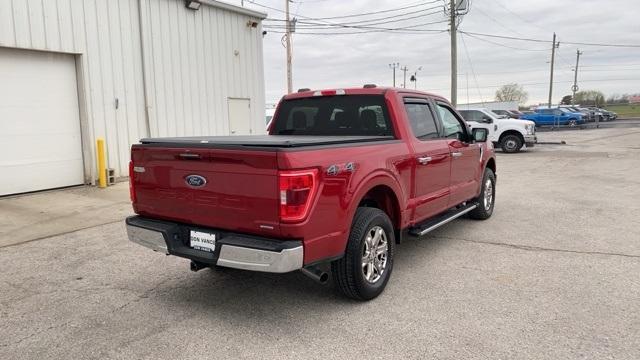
[361,226,388,284]
[484,178,494,211]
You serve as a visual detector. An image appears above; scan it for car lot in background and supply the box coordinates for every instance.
[521,108,586,127]
[2,125,639,359]
[588,107,617,121]
[559,105,596,122]
[459,107,536,153]
[492,109,524,119]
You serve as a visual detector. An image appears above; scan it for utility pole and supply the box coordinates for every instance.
[401,66,409,88]
[571,49,583,104]
[410,66,422,90]
[547,32,558,108]
[450,0,457,106]
[389,63,399,87]
[285,0,293,94]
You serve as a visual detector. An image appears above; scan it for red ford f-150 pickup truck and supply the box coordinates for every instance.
[126,86,496,300]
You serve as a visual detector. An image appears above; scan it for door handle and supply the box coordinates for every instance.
[451,152,463,158]
[178,153,201,160]
[417,156,432,165]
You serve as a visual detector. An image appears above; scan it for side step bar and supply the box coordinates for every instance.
[408,203,478,237]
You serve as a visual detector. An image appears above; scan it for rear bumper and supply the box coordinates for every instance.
[126,216,303,273]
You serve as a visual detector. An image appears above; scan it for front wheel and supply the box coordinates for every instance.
[469,168,496,220]
[500,134,523,153]
[332,207,395,301]
[567,119,578,127]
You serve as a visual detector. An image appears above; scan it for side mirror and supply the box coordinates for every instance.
[481,116,493,124]
[472,128,489,143]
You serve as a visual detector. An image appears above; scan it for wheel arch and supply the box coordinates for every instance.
[357,185,402,230]
[486,157,496,175]
[348,174,405,245]
[499,129,525,143]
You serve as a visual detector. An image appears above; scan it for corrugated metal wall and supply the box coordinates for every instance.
[0,0,266,180]
[141,0,266,139]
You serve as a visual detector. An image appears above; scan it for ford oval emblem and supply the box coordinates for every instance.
[185,174,207,188]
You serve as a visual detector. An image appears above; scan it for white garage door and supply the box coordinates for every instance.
[0,48,84,196]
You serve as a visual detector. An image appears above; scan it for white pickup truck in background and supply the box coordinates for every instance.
[458,107,537,153]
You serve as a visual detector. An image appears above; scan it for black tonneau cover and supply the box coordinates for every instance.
[139,135,394,148]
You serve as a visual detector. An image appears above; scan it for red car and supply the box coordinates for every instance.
[127,86,496,300]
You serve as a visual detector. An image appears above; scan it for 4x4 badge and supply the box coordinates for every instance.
[326,162,356,176]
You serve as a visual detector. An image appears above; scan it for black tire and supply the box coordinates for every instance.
[469,168,496,220]
[567,119,578,127]
[500,134,523,153]
[331,207,395,301]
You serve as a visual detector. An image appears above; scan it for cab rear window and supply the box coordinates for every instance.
[272,95,394,137]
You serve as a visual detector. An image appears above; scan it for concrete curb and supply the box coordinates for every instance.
[537,141,567,145]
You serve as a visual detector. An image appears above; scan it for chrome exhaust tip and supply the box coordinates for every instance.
[301,266,329,285]
[190,261,208,272]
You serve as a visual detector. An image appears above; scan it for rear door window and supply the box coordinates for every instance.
[404,101,440,140]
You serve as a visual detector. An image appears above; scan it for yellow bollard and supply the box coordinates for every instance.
[96,138,107,188]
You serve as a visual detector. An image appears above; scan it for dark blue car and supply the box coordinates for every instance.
[521,108,585,126]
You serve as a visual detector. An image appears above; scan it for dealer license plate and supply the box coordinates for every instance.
[190,230,217,252]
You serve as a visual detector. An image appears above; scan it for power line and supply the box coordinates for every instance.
[266,28,448,36]
[462,32,548,51]
[257,0,448,35]
[491,0,547,32]
[265,4,443,25]
[564,40,640,48]
[459,31,640,48]
[580,68,640,72]
[263,8,447,30]
[264,19,449,33]
[473,6,526,37]
[290,0,330,3]
[580,63,640,68]
[256,0,441,21]
[459,33,484,103]
[425,78,640,92]
[459,30,550,43]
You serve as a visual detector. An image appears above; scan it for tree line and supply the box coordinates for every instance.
[493,83,638,107]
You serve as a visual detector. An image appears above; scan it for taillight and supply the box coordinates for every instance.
[279,169,319,223]
[129,160,136,203]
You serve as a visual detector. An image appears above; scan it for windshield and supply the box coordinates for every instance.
[271,95,394,136]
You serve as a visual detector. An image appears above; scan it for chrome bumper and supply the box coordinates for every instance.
[126,217,303,274]
[217,245,303,273]
[127,225,169,254]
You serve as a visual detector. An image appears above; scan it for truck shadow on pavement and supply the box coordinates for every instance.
[146,226,456,325]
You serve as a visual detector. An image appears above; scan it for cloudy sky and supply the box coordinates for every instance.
[230,0,640,105]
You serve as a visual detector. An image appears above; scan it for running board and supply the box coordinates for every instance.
[408,203,478,237]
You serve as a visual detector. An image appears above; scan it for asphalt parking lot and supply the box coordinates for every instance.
[1,126,639,359]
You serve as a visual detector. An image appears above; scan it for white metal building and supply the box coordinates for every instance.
[0,0,266,196]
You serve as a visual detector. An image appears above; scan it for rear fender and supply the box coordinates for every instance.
[346,170,407,233]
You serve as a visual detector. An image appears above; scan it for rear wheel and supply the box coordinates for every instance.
[500,134,523,153]
[332,207,395,301]
[469,168,496,220]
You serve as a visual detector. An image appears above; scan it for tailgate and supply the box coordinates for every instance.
[131,146,280,236]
